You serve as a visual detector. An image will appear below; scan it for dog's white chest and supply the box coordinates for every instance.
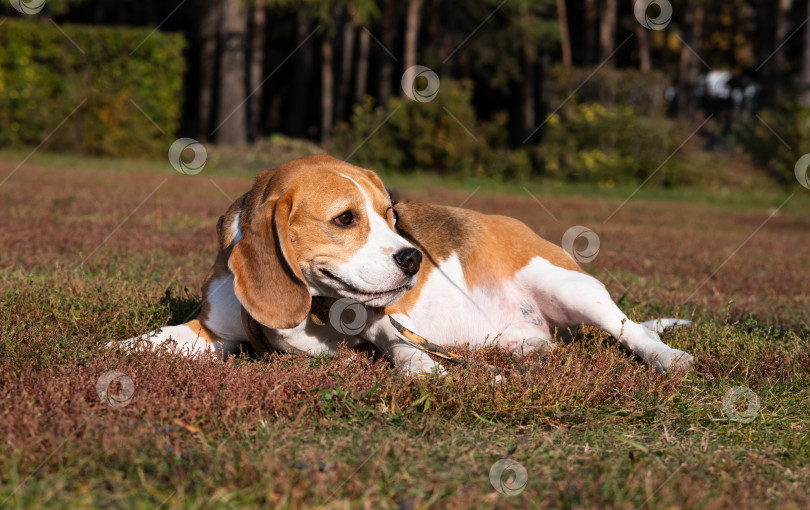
[405,254,538,346]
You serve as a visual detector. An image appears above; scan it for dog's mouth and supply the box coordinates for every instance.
[319,268,410,302]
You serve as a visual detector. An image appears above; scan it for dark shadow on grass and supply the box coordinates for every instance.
[159,288,202,326]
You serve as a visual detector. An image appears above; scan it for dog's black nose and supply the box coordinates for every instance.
[393,248,422,276]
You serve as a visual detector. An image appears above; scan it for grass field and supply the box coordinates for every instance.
[1,153,809,509]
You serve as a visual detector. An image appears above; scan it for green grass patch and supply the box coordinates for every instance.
[3,146,807,211]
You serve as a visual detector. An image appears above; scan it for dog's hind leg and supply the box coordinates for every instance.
[518,258,694,373]
[498,322,556,361]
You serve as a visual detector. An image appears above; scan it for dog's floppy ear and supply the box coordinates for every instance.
[228,193,311,329]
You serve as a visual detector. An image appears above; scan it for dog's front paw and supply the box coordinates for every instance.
[647,348,694,373]
[396,350,447,377]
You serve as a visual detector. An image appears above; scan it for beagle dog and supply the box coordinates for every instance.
[122,155,693,375]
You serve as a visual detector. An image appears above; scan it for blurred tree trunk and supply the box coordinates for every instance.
[289,14,312,137]
[378,2,397,108]
[599,0,617,64]
[636,24,651,71]
[267,94,283,134]
[247,0,266,141]
[93,0,103,22]
[755,0,775,68]
[215,0,248,145]
[520,50,537,144]
[537,51,551,140]
[556,0,572,66]
[321,36,334,144]
[355,25,371,104]
[584,0,597,64]
[402,0,424,97]
[520,5,537,142]
[677,1,705,118]
[801,0,810,106]
[772,0,795,104]
[336,12,356,122]
[755,0,776,106]
[198,0,221,141]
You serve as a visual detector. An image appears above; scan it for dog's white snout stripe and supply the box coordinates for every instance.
[337,173,411,250]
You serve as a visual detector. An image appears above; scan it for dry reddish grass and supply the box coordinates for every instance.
[1,161,808,508]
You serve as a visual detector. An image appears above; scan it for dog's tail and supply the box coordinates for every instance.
[640,318,692,336]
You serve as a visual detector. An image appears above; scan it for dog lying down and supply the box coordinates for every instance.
[118,155,694,375]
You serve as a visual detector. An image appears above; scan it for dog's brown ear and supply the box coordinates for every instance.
[228,193,311,329]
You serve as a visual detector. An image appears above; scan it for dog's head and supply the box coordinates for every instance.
[222,155,420,329]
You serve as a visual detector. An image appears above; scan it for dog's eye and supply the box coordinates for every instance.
[389,207,398,224]
[333,211,355,226]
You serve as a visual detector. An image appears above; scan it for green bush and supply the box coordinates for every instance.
[331,75,696,186]
[736,105,810,187]
[0,19,185,156]
[539,66,716,187]
[536,102,702,186]
[330,79,530,179]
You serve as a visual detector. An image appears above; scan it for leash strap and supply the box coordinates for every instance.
[388,316,505,374]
